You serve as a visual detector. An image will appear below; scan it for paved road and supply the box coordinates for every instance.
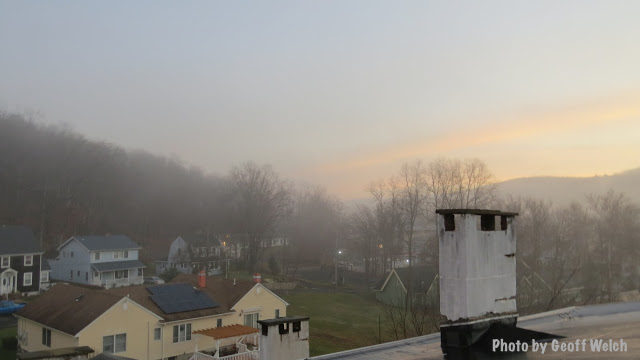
[0,314,17,329]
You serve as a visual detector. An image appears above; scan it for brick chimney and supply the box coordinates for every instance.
[198,269,206,288]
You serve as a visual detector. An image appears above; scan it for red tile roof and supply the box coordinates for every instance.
[194,324,258,340]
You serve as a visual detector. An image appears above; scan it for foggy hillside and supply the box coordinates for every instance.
[496,168,640,207]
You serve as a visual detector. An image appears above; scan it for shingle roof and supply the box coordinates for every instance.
[16,275,261,334]
[108,274,257,322]
[194,324,258,340]
[91,260,146,272]
[15,283,122,335]
[71,235,141,251]
[0,225,41,255]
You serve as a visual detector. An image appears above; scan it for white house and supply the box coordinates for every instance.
[49,235,145,288]
[155,235,224,276]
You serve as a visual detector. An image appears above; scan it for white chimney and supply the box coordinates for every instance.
[437,209,518,322]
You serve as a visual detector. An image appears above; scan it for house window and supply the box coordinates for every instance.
[42,328,51,347]
[275,309,280,318]
[123,250,129,259]
[1,256,9,268]
[103,333,126,353]
[85,272,88,281]
[154,328,161,341]
[70,270,73,279]
[244,313,259,328]
[137,268,143,276]
[23,273,33,286]
[41,271,49,283]
[70,251,74,258]
[77,270,80,277]
[172,323,191,343]
[115,270,129,279]
[94,252,100,261]
[24,255,33,266]
[114,251,121,259]
[217,319,222,328]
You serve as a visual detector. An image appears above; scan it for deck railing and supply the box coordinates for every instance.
[189,350,259,360]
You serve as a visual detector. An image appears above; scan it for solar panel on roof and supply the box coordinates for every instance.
[147,283,219,314]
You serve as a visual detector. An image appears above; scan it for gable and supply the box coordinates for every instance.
[231,283,289,313]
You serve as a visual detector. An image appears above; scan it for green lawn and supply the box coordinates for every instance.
[0,327,17,359]
[283,291,386,357]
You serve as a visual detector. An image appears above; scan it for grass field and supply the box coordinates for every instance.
[0,327,17,359]
[282,291,386,357]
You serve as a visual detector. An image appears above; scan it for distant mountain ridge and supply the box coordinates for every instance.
[495,167,640,207]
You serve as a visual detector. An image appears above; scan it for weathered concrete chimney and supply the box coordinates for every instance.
[258,316,310,360]
[437,209,519,351]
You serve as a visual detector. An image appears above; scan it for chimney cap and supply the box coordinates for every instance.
[436,209,518,217]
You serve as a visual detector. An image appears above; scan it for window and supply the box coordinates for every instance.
[77,270,80,277]
[41,271,49,283]
[70,251,74,258]
[85,272,88,281]
[115,270,129,279]
[275,309,280,318]
[103,333,126,353]
[154,328,161,341]
[278,322,289,335]
[293,321,301,333]
[217,319,222,328]
[70,270,73,279]
[94,252,100,261]
[24,272,33,286]
[1,256,9,268]
[24,255,33,266]
[123,250,129,259]
[114,251,120,259]
[172,323,191,343]
[244,313,259,328]
[137,268,143,276]
[42,328,51,347]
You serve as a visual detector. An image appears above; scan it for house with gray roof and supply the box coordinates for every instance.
[155,235,224,276]
[49,235,145,288]
[0,225,46,296]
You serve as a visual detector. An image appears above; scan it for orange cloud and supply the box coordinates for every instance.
[307,92,640,176]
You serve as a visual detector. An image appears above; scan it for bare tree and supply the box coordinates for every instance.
[230,162,292,274]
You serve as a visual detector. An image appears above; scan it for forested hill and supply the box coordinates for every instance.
[0,112,237,256]
[496,168,640,207]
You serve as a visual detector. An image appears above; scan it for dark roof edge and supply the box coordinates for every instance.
[258,316,310,326]
[435,209,519,216]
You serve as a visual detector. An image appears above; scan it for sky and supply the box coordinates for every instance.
[1,1,639,199]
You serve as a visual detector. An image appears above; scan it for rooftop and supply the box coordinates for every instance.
[16,275,258,334]
[258,316,310,326]
[0,225,41,255]
[435,209,519,217]
[67,234,141,251]
[310,301,640,359]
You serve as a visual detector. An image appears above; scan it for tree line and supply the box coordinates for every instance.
[2,110,639,310]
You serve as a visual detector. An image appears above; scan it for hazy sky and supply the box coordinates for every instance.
[2,1,639,199]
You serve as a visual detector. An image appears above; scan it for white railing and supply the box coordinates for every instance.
[189,350,259,360]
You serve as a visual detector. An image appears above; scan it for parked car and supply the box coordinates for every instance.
[143,276,165,285]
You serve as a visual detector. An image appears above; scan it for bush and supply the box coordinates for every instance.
[268,256,280,275]
[159,267,180,283]
[2,336,17,350]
